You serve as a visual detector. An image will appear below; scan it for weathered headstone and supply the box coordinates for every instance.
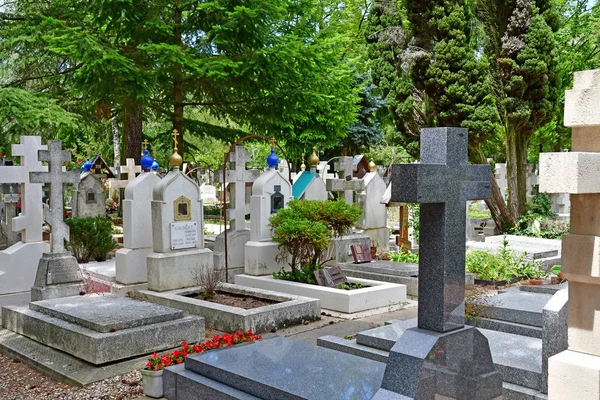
[30,140,82,301]
[376,127,502,400]
[541,69,600,399]
[0,184,21,246]
[72,159,106,218]
[356,160,389,252]
[213,146,260,276]
[147,131,213,292]
[244,149,292,276]
[326,156,365,204]
[0,137,51,306]
[314,266,347,287]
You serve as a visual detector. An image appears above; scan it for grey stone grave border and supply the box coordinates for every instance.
[140,283,321,333]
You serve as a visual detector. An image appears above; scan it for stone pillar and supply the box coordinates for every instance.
[540,69,600,400]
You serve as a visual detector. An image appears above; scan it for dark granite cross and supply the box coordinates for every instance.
[31,141,80,254]
[390,128,491,332]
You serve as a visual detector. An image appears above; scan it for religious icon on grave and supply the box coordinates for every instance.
[271,185,285,214]
[173,195,192,221]
[86,189,97,204]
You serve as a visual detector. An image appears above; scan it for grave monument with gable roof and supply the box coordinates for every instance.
[146,130,213,291]
[115,149,161,286]
[244,148,292,276]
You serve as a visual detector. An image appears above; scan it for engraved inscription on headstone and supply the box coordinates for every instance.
[170,221,198,250]
[4,194,18,203]
[314,266,348,287]
[351,243,372,264]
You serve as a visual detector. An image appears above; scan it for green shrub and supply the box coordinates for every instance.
[389,251,419,264]
[66,217,117,263]
[270,199,363,281]
[465,236,546,281]
[509,193,568,240]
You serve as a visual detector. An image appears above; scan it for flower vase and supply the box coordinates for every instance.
[141,369,164,398]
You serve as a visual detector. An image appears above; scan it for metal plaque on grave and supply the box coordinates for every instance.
[4,194,18,203]
[170,221,198,250]
[350,243,372,263]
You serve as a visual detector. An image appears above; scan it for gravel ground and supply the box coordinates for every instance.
[0,352,143,400]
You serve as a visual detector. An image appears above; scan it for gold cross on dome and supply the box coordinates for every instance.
[171,129,180,151]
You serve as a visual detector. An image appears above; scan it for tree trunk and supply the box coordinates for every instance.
[172,4,184,157]
[123,98,143,161]
[505,126,520,222]
[470,144,515,231]
[111,112,121,178]
[516,133,530,215]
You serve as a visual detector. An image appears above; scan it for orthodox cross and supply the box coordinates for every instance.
[30,141,80,253]
[390,128,491,333]
[171,129,180,151]
[216,146,260,231]
[142,139,150,155]
[327,156,364,204]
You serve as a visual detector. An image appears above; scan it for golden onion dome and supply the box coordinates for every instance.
[307,147,319,168]
[368,159,377,172]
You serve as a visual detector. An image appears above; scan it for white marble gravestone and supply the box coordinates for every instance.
[0,137,50,306]
[356,161,389,252]
[147,141,213,292]
[115,151,160,285]
[245,149,293,275]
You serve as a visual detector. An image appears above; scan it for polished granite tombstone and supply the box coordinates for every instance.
[2,294,204,364]
[164,336,387,400]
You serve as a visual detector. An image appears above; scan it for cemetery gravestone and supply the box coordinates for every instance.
[72,158,106,218]
[326,156,365,204]
[147,131,213,292]
[115,150,161,285]
[292,147,327,201]
[244,149,293,275]
[1,184,21,246]
[213,146,259,278]
[314,266,348,287]
[376,127,502,400]
[356,160,389,252]
[0,137,51,306]
[30,140,83,301]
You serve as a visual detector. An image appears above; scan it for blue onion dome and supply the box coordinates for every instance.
[151,159,159,171]
[81,158,93,173]
[141,149,154,171]
[267,148,279,169]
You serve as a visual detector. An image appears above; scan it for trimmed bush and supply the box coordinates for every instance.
[66,216,117,263]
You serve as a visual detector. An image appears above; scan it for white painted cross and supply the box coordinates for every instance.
[0,136,48,243]
[326,156,364,204]
[216,146,260,231]
[108,158,141,197]
[30,141,80,253]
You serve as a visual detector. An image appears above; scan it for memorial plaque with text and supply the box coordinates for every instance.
[351,243,372,263]
[314,266,348,287]
[170,221,198,250]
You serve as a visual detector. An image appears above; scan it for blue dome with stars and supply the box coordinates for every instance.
[151,159,159,171]
[81,158,93,173]
[267,148,279,169]
[141,149,154,171]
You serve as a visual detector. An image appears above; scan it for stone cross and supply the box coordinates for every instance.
[0,136,48,243]
[390,128,490,332]
[326,156,364,204]
[216,146,260,231]
[31,141,80,253]
[121,158,142,181]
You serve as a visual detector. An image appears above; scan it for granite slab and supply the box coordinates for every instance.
[185,336,386,400]
[485,290,553,327]
[340,261,419,278]
[29,294,184,333]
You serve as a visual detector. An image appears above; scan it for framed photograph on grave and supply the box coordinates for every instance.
[173,196,192,221]
[351,243,372,264]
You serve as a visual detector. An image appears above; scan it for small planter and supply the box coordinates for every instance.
[141,369,164,398]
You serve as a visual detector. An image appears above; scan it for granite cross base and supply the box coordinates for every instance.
[374,326,503,400]
[30,252,83,301]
